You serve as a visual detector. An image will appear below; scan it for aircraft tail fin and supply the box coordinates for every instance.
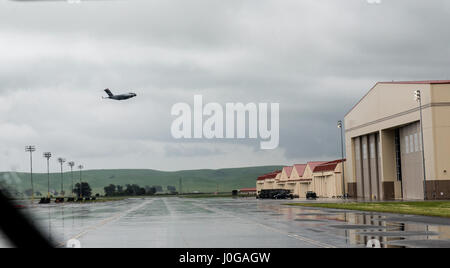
[104,88,114,97]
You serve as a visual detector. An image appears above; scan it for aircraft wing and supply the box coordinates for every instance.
[104,88,114,97]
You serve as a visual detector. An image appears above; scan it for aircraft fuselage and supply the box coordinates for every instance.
[103,88,137,100]
[108,93,137,100]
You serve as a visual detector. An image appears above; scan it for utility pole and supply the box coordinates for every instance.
[68,162,75,198]
[179,177,182,195]
[415,90,427,200]
[78,165,84,199]
[58,158,66,198]
[43,152,52,199]
[337,121,346,198]
[25,145,36,204]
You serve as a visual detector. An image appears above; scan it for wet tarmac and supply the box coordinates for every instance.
[1,197,450,248]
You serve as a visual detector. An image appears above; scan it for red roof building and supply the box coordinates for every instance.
[293,164,307,177]
[313,159,346,173]
[256,160,347,199]
[307,161,328,172]
[282,166,293,178]
[239,188,257,193]
[256,170,281,181]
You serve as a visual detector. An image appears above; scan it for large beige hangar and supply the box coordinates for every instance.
[345,80,450,200]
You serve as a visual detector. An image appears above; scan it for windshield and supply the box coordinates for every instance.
[1,0,450,251]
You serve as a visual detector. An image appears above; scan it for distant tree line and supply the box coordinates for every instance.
[104,184,177,197]
[74,182,92,198]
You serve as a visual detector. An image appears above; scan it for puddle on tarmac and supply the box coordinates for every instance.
[256,201,450,248]
[3,198,450,248]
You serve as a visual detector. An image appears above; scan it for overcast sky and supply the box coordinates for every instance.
[1,0,450,172]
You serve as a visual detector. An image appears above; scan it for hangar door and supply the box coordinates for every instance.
[400,122,424,200]
[299,183,309,198]
[354,133,381,200]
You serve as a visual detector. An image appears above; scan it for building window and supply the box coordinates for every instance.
[409,134,414,154]
[414,133,419,152]
[355,140,360,161]
[363,143,368,160]
[405,135,409,154]
[378,138,381,158]
[395,129,402,182]
[370,142,375,159]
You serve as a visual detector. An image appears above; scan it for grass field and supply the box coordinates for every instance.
[285,201,450,218]
[0,166,282,196]
[180,193,255,198]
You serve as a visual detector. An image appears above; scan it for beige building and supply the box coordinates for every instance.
[312,160,346,198]
[289,164,307,197]
[256,160,346,198]
[345,80,450,200]
[304,162,325,190]
[277,166,292,190]
[283,166,302,197]
[256,177,264,193]
[256,170,280,195]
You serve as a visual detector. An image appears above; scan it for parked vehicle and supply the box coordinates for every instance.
[306,191,317,200]
[273,191,294,200]
[39,198,51,204]
[258,189,293,199]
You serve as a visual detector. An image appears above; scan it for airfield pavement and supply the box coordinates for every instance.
[1,197,450,248]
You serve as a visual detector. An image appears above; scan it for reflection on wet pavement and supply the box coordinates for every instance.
[1,198,450,248]
[330,225,388,230]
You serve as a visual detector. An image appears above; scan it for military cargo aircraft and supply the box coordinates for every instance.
[103,89,137,101]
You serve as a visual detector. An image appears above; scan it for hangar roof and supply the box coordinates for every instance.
[313,159,346,173]
[257,170,281,181]
[293,164,307,177]
[346,80,450,117]
[240,188,257,192]
[307,161,327,171]
[282,166,294,177]
[379,80,450,85]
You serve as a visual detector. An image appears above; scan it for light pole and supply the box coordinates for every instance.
[43,152,52,199]
[25,145,36,203]
[68,162,75,198]
[57,158,66,198]
[337,121,346,198]
[78,165,84,199]
[415,90,427,200]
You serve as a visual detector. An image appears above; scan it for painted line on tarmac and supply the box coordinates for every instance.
[57,199,154,247]
[162,198,190,247]
[190,200,336,248]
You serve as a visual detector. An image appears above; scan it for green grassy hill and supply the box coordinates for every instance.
[0,166,283,196]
